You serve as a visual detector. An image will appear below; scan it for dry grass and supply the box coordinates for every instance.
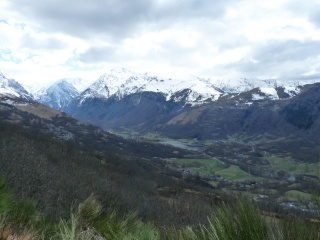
[168,107,205,125]
[15,102,63,120]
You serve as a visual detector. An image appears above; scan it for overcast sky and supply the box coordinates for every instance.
[1,0,320,87]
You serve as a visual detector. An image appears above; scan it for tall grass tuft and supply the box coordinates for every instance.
[56,212,100,240]
[161,199,269,240]
[91,210,159,239]
[78,193,102,225]
[0,178,40,239]
[196,200,268,240]
[279,217,320,240]
[0,177,13,214]
[8,198,37,227]
[56,195,104,240]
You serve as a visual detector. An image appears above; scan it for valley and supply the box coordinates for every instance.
[2,0,320,237]
[110,126,320,217]
[1,69,320,238]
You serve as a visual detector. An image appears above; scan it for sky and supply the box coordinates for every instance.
[0,0,320,88]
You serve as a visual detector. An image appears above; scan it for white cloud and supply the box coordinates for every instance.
[0,0,320,87]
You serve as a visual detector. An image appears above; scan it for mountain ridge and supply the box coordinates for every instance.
[7,67,318,111]
[79,68,222,106]
[0,71,33,100]
[2,68,320,144]
[35,68,320,111]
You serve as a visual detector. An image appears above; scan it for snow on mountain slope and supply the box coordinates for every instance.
[35,78,95,110]
[251,87,279,101]
[35,79,81,110]
[80,68,320,106]
[3,66,317,113]
[213,77,320,97]
[34,78,93,97]
[80,68,222,105]
[0,71,33,100]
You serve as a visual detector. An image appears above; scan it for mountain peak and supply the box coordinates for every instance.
[34,78,95,110]
[80,69,222,104]
[0,71,33,100]
[110,67,133,74]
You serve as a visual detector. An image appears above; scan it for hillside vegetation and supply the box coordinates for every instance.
[1,178,319,239]
[1,98,320,239]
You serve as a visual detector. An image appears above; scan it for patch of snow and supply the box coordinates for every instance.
[259,87,279,100]
[283,86,300,97]
[3,99,14,105]
[252,94,265,101]
[14,102,29,107]
[1,98,29,107]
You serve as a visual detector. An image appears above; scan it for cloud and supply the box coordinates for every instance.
[253,40,320,63]
[21,33,66,50]
[309,9,320,28]
[289,73,320,81]
[153,0,235,21]
[2,0,320,86]
[284,0,320,28]
[7,0,151,39]
[79,46,116,63]
[7,0,235,40]
[220,39,320,80]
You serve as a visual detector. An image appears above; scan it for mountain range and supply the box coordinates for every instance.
[1,68,320,148]
[33,68,312,109]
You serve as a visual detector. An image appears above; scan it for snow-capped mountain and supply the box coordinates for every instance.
[79,68,320,106]
[0,71,33,100]
[35,78,94,110]
[33,67,320,113]
[80,68,222,106]
[3,67,318,142]
[213,78,278,93]
[212,77,305,97]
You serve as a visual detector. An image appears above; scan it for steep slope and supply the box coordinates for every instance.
[156,83,320,162]
[0,71,33,100]
[65,68,222,131]
[160,83,320,138]
[35,78,94,110]
[0,96,218,226]
[63,68,320,134]
[67,91,187,131]
[156,83,320,152]
[36,80,80,110]
[281,83,320,130]
[0,94,190,158]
